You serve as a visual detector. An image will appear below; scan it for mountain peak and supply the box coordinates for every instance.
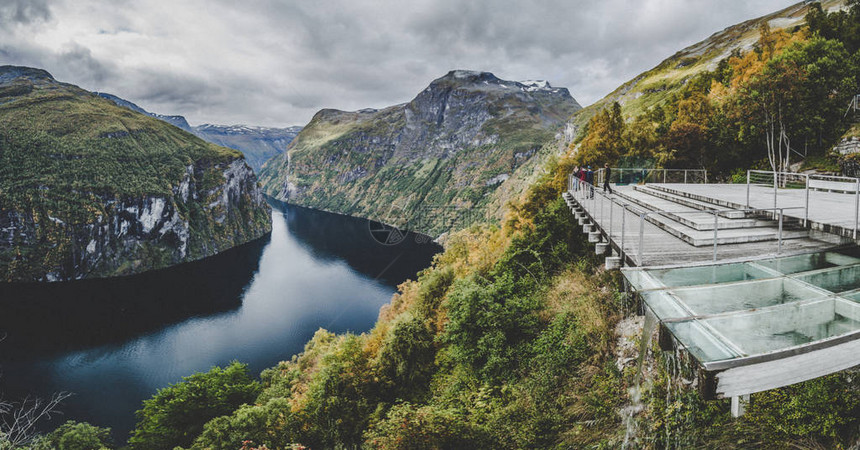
[429,70,568,96]
[0,65,55,84]
[438,70,502,84]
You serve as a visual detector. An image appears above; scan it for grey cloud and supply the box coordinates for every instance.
[0,0,52,28]
[0,0,798,127]
[55,43,114,85]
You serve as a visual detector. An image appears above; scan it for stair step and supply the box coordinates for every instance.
[614,189,762,231]
[634,185,747,219]
[646,184,748,211]
[607,186,807,247]
[636,210,808,247]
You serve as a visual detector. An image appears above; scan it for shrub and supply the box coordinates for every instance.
[35,420,112,450]
[128,361,260,449]
[192,398,304,450]
[363,403,495,449]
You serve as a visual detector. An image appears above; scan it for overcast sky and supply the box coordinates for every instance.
[0,0,797,127]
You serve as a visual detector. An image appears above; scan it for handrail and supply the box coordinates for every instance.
[747,170,860,238]
[568,175,802,267]
[591,167,708,186]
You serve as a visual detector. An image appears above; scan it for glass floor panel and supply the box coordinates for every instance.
[756,251,860,275]
[622,248,860,367]
[702,298,860,357]
[645,263,776,288]
[640,278,829,320]
[793,264,860,294]
[663,320,740,363]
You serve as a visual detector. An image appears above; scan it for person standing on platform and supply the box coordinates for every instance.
[585,165,594,198]
[579,166,587,193]
[603,163,613,194]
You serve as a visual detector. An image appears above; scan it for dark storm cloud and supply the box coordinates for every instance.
[0,0,800,126]
[56,42,114,85]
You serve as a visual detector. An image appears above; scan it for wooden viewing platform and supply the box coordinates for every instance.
[564,171,860,417]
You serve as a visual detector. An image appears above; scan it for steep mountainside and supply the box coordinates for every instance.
[0,66,271,282]
[96,92,194,132]
[258,70,581,237]
[193,124,302,173]
[98,94,302,173]
[568,0,846,138]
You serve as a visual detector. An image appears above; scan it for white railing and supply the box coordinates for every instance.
[590,168,708,186]
[746,170,860,238]
[568,177,797,267]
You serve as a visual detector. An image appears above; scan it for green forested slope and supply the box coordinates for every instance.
[0,66,271,282]
[11,2,860,449]
[259,71,580,237]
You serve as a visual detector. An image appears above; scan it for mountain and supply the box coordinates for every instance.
[0,66,271,282]
[567,0,847,137]
[258,70,581,237]
[193,124,303,173]
[96,92,194,132]
[97,93,302,173]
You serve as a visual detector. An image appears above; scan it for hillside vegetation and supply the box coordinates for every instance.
[0,67,271,282]
[570,0,858,178]
[258,71,580,237]
[6,2,860,449]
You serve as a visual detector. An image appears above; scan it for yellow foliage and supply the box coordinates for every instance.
[724,25,808,93]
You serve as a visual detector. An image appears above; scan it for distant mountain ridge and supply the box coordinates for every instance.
[97,93,302,172]
[0,65,271,282]
[258,69,581,237]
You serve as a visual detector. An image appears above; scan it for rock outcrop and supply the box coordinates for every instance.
[258,70,581,236]
[0,66,271,282]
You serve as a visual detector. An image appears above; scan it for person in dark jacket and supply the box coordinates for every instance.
[585,165,594,198]
[603,163,613,193]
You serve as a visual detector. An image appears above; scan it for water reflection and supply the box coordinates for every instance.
[0,201,440,441]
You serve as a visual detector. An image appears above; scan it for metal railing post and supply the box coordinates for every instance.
[713,212,719,262]
[663,169,667,184]
[600,192,604,227]
[773,171,778,220]
[854,178,860,240]
[778,209,784,254]
[804,174,809,227]
[638,213,645,266]
[746,171,751,208]
[684,170,688,184]
[620,205,626,267]
[704,170,708,184]
[608,199,613,241]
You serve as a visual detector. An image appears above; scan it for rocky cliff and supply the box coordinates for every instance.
[0,66,271,282]
[258,70,581,237]
[193,124,302,173]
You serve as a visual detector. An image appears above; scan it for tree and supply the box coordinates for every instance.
[36,420,112,450]
[128,362,260,450]
[664,92,712,168]
[735,57,807,173]
[574,102,625,166]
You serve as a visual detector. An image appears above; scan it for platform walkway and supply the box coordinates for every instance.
[658,183,860,239]
[565,184,840,268]
[564,176,859,417]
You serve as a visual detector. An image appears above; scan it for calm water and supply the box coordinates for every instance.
[0,200,440,442]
